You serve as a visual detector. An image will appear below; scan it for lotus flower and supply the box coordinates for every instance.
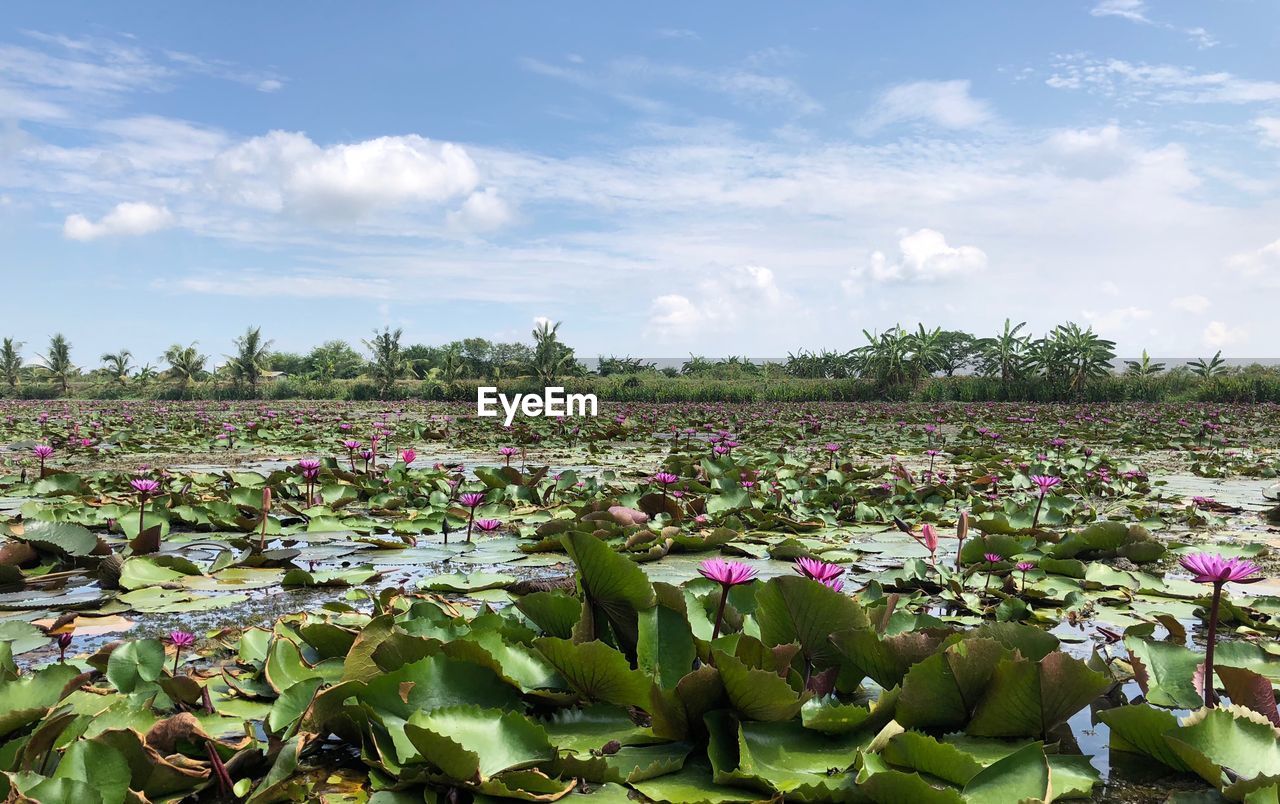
[499,446,518,466]
[459,492,487,542]
[652,471,679,486]
[400,449,416,465]
[1028,475,1061,530]
[793,556,844,583]
[699,558,758,642]
[698,558,757,587]
[32,445,53,476]
[130,478,160,498]
[473,518,503,533]
[1179,552,1263,707]
[167,630,196,674]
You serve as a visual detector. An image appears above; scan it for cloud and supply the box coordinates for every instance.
[1203,321,1247,349]
[1227,238,1280,286]
[210,131,480,219]
[846,229,988,286]
[447,187,514,232]
[646,265,787,339]
[861,80,992,132]
[1047,57,1280,104]
[656,28,699,40]
[1082,305,1151,333]
[63,201,173,240]
[1170,295,1210,314]
[1088,1,1217,48]
[1090,0,1149,23]
[1256,117,1280,147]
[521,55,820,115]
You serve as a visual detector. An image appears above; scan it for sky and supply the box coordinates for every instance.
[2,1,1279,365]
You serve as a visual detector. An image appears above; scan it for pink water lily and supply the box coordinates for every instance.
[400,448,416,465]
[1179,553,1262,585]
[793,556,844,584]
[1179,552,1264,708]
[167,630,196,675]
[699,558,757,642]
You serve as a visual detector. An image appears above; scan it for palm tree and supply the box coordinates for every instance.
[100,350,133,386]
[1030,323,1116,392]
[0,338,23,390]
[38,333,75,395]
[1187,351,1227,378]
[164,343,208,391]
[1124,350,1166,377]
[975,319,1030,383]
[440,346,466,383]
[362,327,408,398]
[226,327,273,396]
[854,327,917,385]
[532,320,578,384]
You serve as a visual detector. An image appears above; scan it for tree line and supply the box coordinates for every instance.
[0,318,1250,400]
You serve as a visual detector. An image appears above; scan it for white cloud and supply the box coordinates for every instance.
[1170,295,1210,314]
[1090,0,1149,23]
[847,229,988,286]
[1227,238,1280,286]
[1088,2,1217,48]
[446,187,514,232]
[210,131,479,219]
[1048,57,1280,104]
[1256,117,1280,147]
[521,55,820,115]
[1203,320,1248,348]
[862,80,992,132]
[646,265,787,339]
[1082,305,1151,332]
[63,201,173,240]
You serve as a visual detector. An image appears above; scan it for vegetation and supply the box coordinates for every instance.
[0,398,1276,801]
[0,320,1275,403]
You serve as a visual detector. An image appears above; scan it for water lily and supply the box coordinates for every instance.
[32,444,53,477]
[1016,560,1036,593]
[459,492,486,542]
[473,518,503,534]
[698,558,757,642]
[400,448,416,465]
[1179,552,1262,707]
[794,556,844,592]
[130,478,161,537]
[341,439,362,470]
[499,446,518,466]
[166,630,196,674]
[1028,474,1061,530]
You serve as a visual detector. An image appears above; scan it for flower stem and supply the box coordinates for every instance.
[1204,582,1221,707]
[1031,493,1045,531]
[710,585,730,643]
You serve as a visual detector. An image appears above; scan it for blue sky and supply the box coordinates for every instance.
[2,1,1279,365]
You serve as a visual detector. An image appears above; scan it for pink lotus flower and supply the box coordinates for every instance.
[400,449,416,465]
[700,558,757,643]
[1030,475,1061,495]
[32,445,53,460]
[473,518,503,533]
[1178,553,1264,708]
[652,472,679,486]
[1179,553,1262,585]
[1015,561,1036,572]
[984,552,1002,564]
[793,556,844,584]
[167,630,196,648]
[698,558,757,587]
[459,492,486,509]
[130,478,161,497]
